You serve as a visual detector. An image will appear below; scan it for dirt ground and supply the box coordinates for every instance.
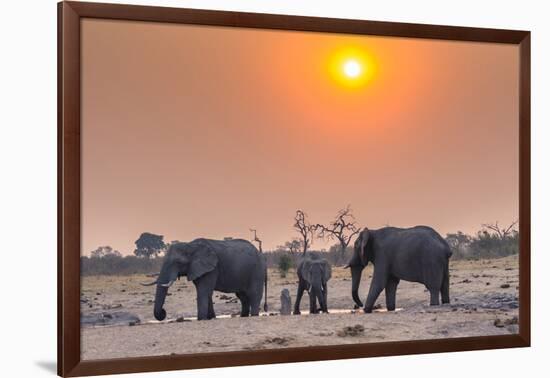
[81,255,519,360]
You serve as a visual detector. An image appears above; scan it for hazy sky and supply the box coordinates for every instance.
[81,19,519,255]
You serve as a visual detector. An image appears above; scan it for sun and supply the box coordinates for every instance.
[328,47,376,88]
[343,59,362,78]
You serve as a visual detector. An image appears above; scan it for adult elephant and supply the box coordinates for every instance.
[347,226,452,313]
[142,238,267,321]
[294,253,331,315]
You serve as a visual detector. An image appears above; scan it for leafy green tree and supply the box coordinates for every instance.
[134,232,166,258]
[90,245,121,258]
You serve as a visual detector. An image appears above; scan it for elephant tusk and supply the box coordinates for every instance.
[140,280,158,286]
[161,280,175,288]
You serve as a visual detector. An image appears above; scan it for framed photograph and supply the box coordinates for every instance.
[58,1,530,376]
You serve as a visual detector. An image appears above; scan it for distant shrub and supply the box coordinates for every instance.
[446,222,519,260]
[81,255,163,276]
[277,254,293,278]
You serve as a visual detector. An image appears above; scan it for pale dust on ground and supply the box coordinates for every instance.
[81,255,519,360]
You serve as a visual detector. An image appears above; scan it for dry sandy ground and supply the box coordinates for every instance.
[81,255,519,360]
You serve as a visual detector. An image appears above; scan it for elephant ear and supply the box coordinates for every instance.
[187,242,218,282]
[322,260,332,282]
[358,228,371,266]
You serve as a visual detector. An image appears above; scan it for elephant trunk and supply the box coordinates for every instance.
[153,284,168,321]
[309,284,324,313]
[351,265,364,308]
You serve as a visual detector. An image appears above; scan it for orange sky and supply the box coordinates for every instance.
[81,19,519,254]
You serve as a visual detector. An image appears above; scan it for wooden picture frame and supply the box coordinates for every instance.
[58,1,530,376]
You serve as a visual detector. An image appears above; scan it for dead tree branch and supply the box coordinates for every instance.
[294,210,313,254]
[481,220,518,240]
[250,228,263,253]
[313,205,361,263]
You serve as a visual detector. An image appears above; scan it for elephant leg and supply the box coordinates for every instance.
[364,271,385,313]
[207,295,216,319]
[428,286,440,306]
[248,293,261,316]
[195,272,217,320]
[196,292,210,320]
[321,282,329,313]
[441,268,450,304]
[237,292,250,317]
[385,276,400,311]
[293,281,306,315]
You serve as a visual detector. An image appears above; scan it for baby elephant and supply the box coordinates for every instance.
[294,253,332,315]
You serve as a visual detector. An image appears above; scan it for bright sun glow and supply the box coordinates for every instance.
[328,47,377,89]
[343,59,362,78]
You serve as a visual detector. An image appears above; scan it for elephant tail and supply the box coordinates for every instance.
[263,267,268,312]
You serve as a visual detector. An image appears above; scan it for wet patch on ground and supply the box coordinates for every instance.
[81,311,141,327]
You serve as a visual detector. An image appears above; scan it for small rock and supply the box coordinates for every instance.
[280,289,292,316]
[103,303,123,310]
[500,284,511,289]
[486,282,491,286]
[494,317,516,328]
[176,316,185,323]
[337,324,365,337]
[506,316,519,325]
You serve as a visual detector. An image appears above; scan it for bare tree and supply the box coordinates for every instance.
[285,239,303,254]
[294,210,313,254]
[314,205,361,264]
[250,228,263,253]
[481,220,518,240]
